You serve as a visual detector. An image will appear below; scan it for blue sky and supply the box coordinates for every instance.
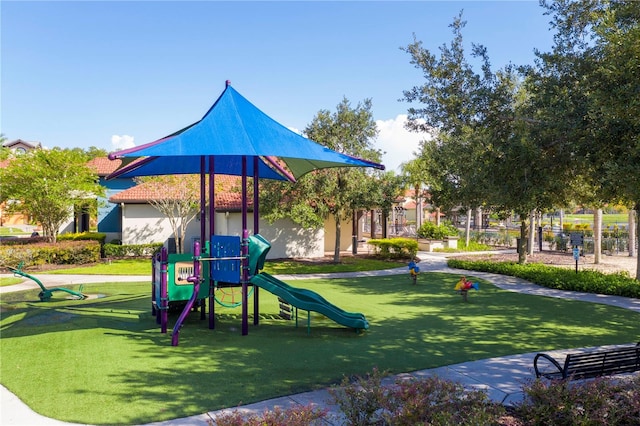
[2,1,555,172]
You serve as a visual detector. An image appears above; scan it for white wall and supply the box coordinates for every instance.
[323,214,355,253]
[120,204,325,259]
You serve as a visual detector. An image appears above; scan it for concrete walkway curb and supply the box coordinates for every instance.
[1,251,638,425]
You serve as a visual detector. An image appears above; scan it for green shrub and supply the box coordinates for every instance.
[447,258,640,298]
[417,221,459,239]
[103,242,163,258]
[367,238,418,259]
[58,232,107,244]
[0,240,101,268]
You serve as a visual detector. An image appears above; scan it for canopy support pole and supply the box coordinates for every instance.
[253,156,260,325]
[208,156,216,330]
[241,156,249,336]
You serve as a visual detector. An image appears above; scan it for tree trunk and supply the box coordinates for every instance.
[333,215,341,263]
[632,206,639,282]
[628,209,636,258]
[519,220,527,264]
[465,208,472,247]
[559,209,564,234]
[382,211,388,239]
[370,210,376,239]
[594,208,602,264]
[528,210,535,256]
[352,211,358,255]
[435,207,441,226]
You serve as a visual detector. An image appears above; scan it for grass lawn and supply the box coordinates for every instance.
[1,272,638,425]
[38,257,407,276]
[562,213,629,226]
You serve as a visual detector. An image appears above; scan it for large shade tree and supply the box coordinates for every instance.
[402,13,573,262]
[524,0,640,277]
[260,97,385,262]
[0,148,104,242]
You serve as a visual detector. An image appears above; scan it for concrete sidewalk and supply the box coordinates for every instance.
[1,252,638,425]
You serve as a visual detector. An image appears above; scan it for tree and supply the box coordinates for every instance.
[0,148,104,242]
[0,134,9,160]
[524,0,640,277]
[260,97,384,263]
[400,157,430,229]
[402,11,580,262]
[134,175,201,254]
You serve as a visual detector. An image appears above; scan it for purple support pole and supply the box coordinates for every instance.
[152,253,157,317]
[208,156,216,330]
[242,156,249,335]
[171,241,202,346]
[253,156,260,326]
[200,156,206,251]
[160,247,168,333]
[200,157,206,321]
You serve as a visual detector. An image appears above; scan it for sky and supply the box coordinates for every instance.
[1,1,556,173]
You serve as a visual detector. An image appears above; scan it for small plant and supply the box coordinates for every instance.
[514,375,640,425]
[212,405,327,426]
[367,238,418,259]
[328,368,505,425]
[329,367,390,425]
[417,221,459,240]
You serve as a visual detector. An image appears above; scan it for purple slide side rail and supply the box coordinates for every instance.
[171,241,202,346]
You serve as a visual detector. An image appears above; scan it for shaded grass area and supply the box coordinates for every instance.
[1,274,638,425]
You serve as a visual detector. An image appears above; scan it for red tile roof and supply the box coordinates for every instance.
[87,157,123,175]
[109,174,250,210]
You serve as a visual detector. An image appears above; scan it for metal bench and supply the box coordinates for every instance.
[534,342,640,380]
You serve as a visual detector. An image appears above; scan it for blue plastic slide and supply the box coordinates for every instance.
[249,272,369,331]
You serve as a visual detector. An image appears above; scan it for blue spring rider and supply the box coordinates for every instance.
[408,260,420,285]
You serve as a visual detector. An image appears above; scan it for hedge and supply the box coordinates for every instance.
[447,258,640,298]
[0,240,101,268]
[367,238,418,259]
[103,242,163,258]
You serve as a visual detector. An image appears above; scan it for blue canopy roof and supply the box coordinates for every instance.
[108,82,384,180]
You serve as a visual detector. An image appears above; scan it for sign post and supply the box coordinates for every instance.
[570,232,584,274]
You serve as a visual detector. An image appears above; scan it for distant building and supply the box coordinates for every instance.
[2,139,42,154]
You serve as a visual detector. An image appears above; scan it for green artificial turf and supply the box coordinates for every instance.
[39,256,406,276]
[1,274,638,425]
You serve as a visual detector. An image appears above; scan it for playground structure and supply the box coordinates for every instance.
[5,262,86,301]
[152,233,368,345]
[454,276,479,302]
[107,82,382,345]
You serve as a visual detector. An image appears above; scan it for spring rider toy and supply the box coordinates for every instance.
[408,260,420,285]
[454,276,479,302]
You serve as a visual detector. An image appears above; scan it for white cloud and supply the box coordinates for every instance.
[111,134,135,150]
[375,115,430,173]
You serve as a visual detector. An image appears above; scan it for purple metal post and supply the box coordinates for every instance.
[241,156,249,335]
[199,157,206,321]
[208,156,216,329]
[253,156,260,325]
[152,252,157,317]
[160,246,168,333]
[171,241,201,346]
